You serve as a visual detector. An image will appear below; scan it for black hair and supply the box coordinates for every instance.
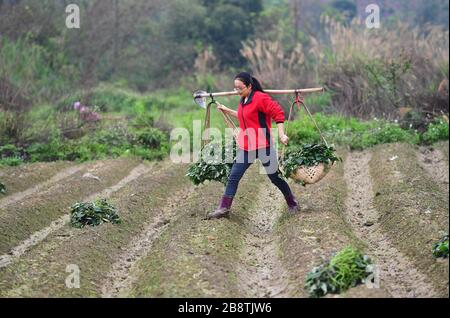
[235,72,264,92]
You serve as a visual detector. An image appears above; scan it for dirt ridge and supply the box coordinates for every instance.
[343,151,437,298]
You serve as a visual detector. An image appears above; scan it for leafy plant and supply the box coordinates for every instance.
[93,124,133,148]
[134,128,167,149]
[282,143,342,179]
[421,119,449,145]
[0,156,23,167]
[186,140,237,185]
[0,144,21,158]
[131,113,154,128]
[0,182,6,194]
[305,246,374,298]
[432,234,449,259]
[70,199,121,229]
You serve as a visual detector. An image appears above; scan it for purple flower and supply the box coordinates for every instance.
[80,106,89,113]
[73,102,81,110]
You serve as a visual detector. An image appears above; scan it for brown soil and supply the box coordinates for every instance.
[344,150,437,297]
[0,143,448,298]
[236,178,295,297]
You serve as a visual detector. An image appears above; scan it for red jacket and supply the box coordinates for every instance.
[237,90,285,151]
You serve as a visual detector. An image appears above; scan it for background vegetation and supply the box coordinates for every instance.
[0,0,448,166]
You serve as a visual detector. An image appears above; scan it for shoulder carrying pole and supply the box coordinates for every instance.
[193,87,324,99]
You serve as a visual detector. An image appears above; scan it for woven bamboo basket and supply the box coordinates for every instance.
[290,162,333,184]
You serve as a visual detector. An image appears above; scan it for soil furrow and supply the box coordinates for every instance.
[417,146,449,193]
[0,158,140,255]
[344,150,437,298]
[0,162,75,199]
[0,161,187,297]
[127,165,263,298]
[0,163,151,269]
[0,164,84,209]
[101,184,196,297]
[236,180,294,298]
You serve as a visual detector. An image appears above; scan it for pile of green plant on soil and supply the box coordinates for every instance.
[282,143,342,179]
[70,199,121,228]
[0,182,5,194]
[432,234,449,259]
[186,140,237,185]
[305,246,375,298]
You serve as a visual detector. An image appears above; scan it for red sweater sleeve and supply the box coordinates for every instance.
[259,93,285,124]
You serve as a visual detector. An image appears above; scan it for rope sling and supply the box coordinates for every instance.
[202,94,239,149]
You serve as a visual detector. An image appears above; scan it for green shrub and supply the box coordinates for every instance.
[0,144,22,158]
[0,111,25,144]
[288,113,374,146]
[0,156,24,167]
[27,141,65,162]
[92,124,133,148]
[70,199,121,229]
[129,146,167,161]
[305,246,374,298]
[131,113,154,128]
[399,110,428,132]
[286,113,434,150]
[134,128,168,149]
[0,144,25,166]
[421,119,449,145]
[349,123,420,150]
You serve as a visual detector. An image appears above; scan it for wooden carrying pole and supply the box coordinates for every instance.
[193,87,324,98]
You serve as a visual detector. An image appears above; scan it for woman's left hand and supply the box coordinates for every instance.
[280,134,289,146]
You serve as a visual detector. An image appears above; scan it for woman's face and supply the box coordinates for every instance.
[234,79,251,98]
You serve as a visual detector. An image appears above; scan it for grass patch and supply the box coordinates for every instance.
[421,119,449,145]
[287,113,448,150]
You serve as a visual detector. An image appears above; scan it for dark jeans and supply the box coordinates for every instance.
[224,147,293,198]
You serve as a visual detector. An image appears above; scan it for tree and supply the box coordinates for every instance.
[202,0,263,68]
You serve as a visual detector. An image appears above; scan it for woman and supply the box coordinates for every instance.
[207,72,299,219]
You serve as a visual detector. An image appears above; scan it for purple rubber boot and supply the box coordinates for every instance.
[285,194,299,214]
[207,196,233,219]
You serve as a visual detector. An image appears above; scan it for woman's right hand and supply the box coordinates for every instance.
[217,102,230,113]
